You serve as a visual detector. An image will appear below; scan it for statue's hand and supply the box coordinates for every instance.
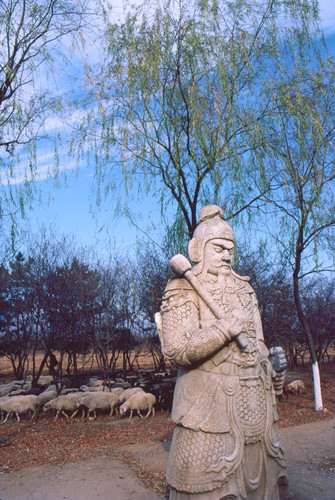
[225,313,247,339]
[268,346,287,373]
[272,370,286,397]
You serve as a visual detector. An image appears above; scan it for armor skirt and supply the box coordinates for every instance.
[167,375,286,499]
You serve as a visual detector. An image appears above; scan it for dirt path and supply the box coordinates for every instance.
[0,455,161,500]
[278,418,335,500]
[1,418,334,500]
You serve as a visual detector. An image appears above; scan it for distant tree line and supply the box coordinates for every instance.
[0,238,170,387]
[236,249,335,370]
[1,239,334,387]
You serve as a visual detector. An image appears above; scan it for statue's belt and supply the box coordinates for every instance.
[198,360,261,378]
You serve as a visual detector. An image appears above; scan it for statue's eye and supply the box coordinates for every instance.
[214,247,222,253]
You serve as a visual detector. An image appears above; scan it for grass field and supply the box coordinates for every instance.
[0,349,163,382]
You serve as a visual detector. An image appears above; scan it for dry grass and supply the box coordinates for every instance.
[0,349,161,382]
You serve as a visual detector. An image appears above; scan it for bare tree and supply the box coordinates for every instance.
[264,50,335,409]
[0,0,88,227]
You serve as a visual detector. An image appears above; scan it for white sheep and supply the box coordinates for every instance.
[119,392,156,419]
[37,390,57,408]
[61,388,79,395]
[0,382,17,398]
[285,379,306,395]
[79,385,107,392]
[43,393,82,419]
[87,378,104,387]
[42,384,57,393]
[76,391,120,419]
[6,379,32,396]
[110,387,124,399]
[118,387,144,403]
[0,395,39,423]
[0,396,10,421]
[9,389,29,396]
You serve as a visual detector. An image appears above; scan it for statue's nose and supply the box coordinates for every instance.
[222,250,230,260]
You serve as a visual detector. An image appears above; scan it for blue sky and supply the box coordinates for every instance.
[3,1,335,260]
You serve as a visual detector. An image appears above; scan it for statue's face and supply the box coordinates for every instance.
[203,238,234,277]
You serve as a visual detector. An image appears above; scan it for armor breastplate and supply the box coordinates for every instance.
[196,276,268,439]
[198,275,261,370]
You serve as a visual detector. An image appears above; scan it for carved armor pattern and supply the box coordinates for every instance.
[167,425,235,493]
[163,302,197,334]
[162,294,230,365]
[170,425,234,471]
[237,378,266,428]
[162,301,199,361]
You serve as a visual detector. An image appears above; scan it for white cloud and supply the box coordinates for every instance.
[0,150,78,187]
[319,0,335,34]
[42,106,88,135]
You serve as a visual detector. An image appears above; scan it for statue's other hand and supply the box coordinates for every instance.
[269,346,287,373]
[226,314,247,339]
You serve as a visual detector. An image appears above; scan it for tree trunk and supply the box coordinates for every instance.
[122,350,127,377]
[293,229,323,411]
[32,351,50,388]
[73,352,78,377]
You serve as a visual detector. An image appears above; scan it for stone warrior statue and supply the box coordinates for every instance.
[155,205,287,500]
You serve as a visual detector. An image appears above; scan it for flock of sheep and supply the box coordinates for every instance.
[0,374,307,424]
[0,378,157,423]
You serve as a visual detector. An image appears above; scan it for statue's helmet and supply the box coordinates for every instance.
[188,205,235,263]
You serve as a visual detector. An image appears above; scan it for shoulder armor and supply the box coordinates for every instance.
[164,277,194,292]
[161,278,198,312]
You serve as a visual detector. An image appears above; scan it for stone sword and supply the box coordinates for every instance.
[169,253,248,351]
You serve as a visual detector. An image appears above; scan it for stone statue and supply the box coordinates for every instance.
[155,205,287,500]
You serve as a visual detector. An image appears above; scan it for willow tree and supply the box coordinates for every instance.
[0,0,88,237]
[263,41,335,409]
[77,0,320,249]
